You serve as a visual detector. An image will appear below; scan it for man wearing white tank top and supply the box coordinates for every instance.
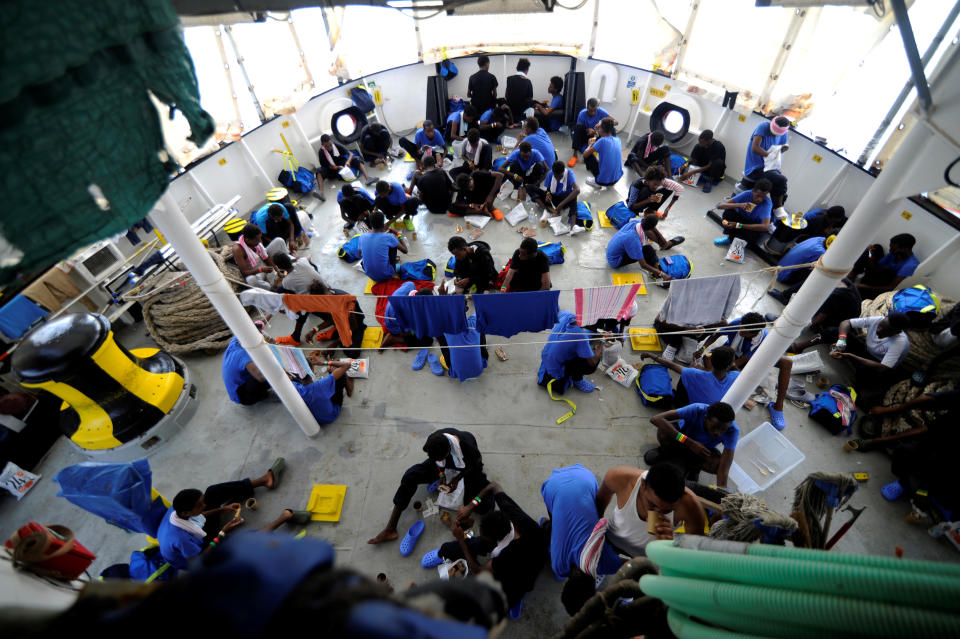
[596,464,705,558]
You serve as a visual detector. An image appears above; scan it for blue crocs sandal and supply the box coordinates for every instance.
[767,403,786,431]
[509,598,524,619]
[714,236,732,246]
[400,520,425,557]
[882,481,904,501]
[421,548,444,568]
[428,353,444,376]
[428,480,440,493]
[412,348,428,371]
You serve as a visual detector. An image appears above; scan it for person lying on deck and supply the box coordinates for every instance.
[368,428,491,545]
[697,312,791,430]
[644,403,739,489]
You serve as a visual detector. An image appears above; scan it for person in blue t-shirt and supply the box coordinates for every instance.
[359,122,392,164]
[647,401,739,488]
[538,311,604,394]
[477,102,512,144]
[517,117,557,165]
[446,105,478,141]
[605,216,669,281]
[744,116,790,178]
[851,233,920,299]
[294,358,353,425]
[777,235,834,285]
[374,180,421,228]
[715,178,773,246]
[583,117,623,187]
[699,312,791,430]
[337,184,375,235]
[358,212,408,283]
[222,336,271,405]
[502,141,548,199]
[570,98,617,163]
[528,161,580,228]
[398,119,446,169]
[799,206,846,239]
[639,345,740,408]
[533,75,565,132]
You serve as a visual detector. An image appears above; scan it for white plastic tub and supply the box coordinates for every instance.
[727,422,805,494]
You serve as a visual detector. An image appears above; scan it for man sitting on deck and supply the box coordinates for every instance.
[450,129,493,180]
[398,119,446,170]
[569,98,616,167]
[538,311,604,394]
[541,464,623,615]
[644,402,739,488]
[316,133,374,190]
[294,357,354,426]
[358,212,408,283]
[450,169,504,218]
[606,216,671,283]
[678,129,726,193]
[583,117,623,189]
[368,428,491,545]
[408,156,454,215]
[625,130,670,175]
[850,233,920,300]
[501,237,552,292]
[528,160,580,231]
[596,463,706,556]
[697,312,791,430]
[501,141,548,201]
[359,122,392,164]
[448,236,498,294]
[375,180,421,228]
[639,346,739,407]
[532,75,564,132]
[234,224,283,290]
[714,178,773,247]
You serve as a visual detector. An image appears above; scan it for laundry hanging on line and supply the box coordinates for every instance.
[574,284,641,327]
[474,290,560,337]
[283,294,359,346]
[269,344,314,379]
[389,291,467,338]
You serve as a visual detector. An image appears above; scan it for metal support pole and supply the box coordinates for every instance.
[626,71,656,150]
[891,0,933,113]
[152,192,320,437]
[588,0,600,58]
[287,14,316,92]
[671,0,701,80]
[858,0,960,165]
[239,140,274,190]
[224,25,266,123]
[758,8,809,112]
[720,117,936,412]
[186,172,216,208]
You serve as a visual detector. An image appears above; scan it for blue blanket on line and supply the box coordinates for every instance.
[474,290,560,337]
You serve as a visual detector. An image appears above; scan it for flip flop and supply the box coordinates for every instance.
[404,217,416,231]
[767,403,786,431]
[274,335,301,346]
[567,156,578,167]
[412,348,429,371]
[421,548,444,568]
[882,481,904,501]
[491,208,504,221]
[399,520,425,557]
[509,598,524,619]
[286,509,312,525]
[366,177,379,186]
[428,353,444,376]
[714,236,732,246]
[269,458,286,490]
[668,236,685,247]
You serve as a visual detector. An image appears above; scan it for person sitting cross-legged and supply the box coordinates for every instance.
[448,236,498,294]
[715,178,773,247]
[398,119,446,170]
[627,166,684,223]
[697,312,791,430]
[501,141,548,202]
[408,155,455,215]
[446,105,478,142]
[645,402,739,488]
[501,237,551,292]
[368,429,491,545]
[359,122,392,164]
[569,98,616,167]
[234,224,283,290]
[317,133,374,190]
[293,357,354,426]
[850,233,920,300]
[625,130,670,175]
[450,128,493,181]
[375,180,421,229]
[450,169,504,218]
[358,211,408,283]
[528,160,580,231]
[337,184,375,236]
[532,75,564,132]
[678,129,726,193]
[583,117,623,189]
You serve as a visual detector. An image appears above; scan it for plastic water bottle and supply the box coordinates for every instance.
[527,205,536,225]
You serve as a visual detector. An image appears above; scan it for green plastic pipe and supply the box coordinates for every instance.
[640,574,960,638]
[667,603,816,639]
[647,542,960,612]
[671,537,960,578]
[667,608,767,639]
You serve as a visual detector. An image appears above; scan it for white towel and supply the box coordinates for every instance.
[168,510,205,540]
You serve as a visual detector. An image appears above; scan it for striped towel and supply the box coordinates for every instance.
[575,284,641,326]
[270,345,314,379]
[578,517,609,578]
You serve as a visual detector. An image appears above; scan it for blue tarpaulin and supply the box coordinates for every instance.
[54,459,167,536]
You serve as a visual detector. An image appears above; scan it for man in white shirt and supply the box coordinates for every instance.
[830,313,911,405]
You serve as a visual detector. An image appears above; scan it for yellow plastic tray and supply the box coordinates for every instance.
[628,328,662,352]
[361,326,383,349]
[597,210,615,228]
[307,484,347,522]
[611,272,647,295]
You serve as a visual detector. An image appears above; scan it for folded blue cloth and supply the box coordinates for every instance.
[474,290,560,337]
[0,294,47,340]
[389,293,467,338]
